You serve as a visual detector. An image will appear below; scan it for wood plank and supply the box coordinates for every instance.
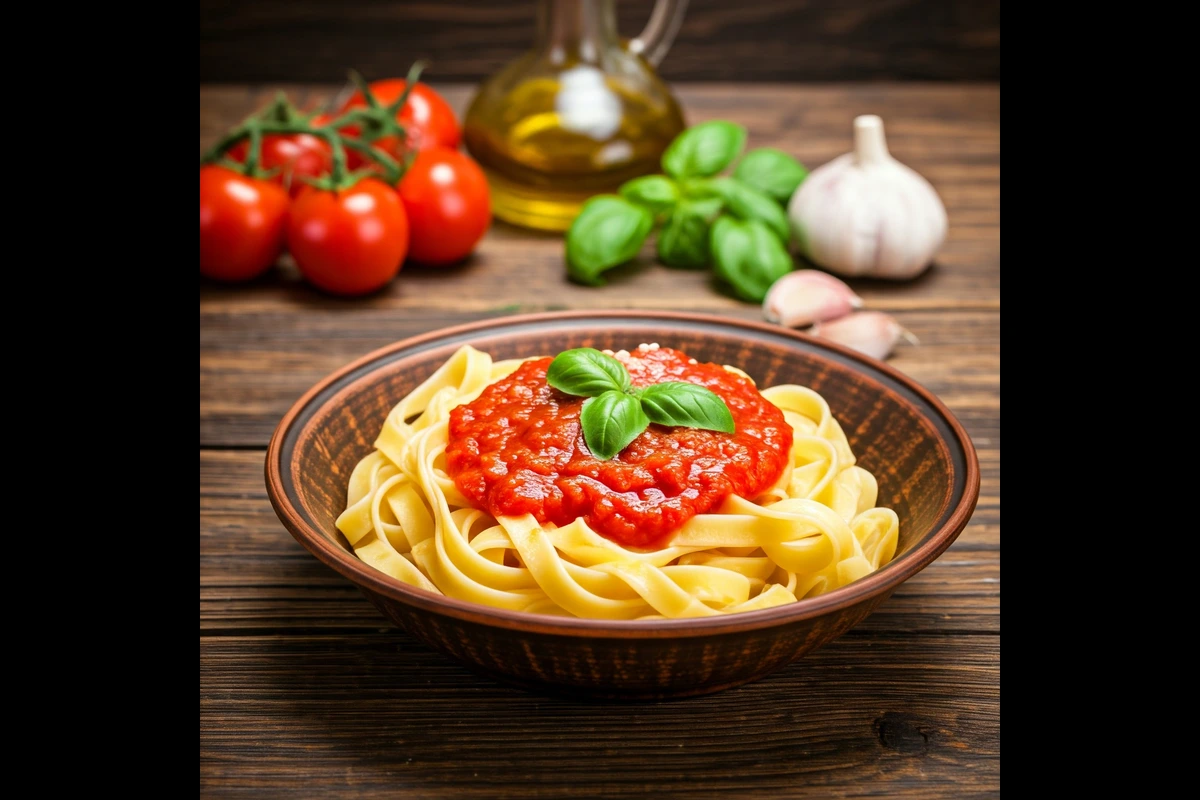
[199,0,1001,84]
[200,451,999,636]
[199,84,1002,144]
[200,307,999,446]
[200,632,1000,797]
[198,242,999,313]
[200,84,1002,151]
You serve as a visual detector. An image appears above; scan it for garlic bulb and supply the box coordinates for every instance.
[811,311,917,361]
[788,115,947,280]
[763,270,863,328]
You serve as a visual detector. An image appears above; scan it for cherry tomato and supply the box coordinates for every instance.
[398,148,491,266]
[199,165,289,282]
[340,80,461,166]
[288,179,410,296]
[227,126,332,197]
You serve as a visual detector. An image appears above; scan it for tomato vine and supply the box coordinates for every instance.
[200,62,427,191]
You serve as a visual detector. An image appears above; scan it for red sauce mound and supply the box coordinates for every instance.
[445,346,793,548]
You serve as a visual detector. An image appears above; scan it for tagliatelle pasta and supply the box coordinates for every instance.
[335,344,898,619]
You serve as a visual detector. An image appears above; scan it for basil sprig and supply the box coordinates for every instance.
[662,121,747,180]
[733,148,809,203]
[564,120,809,303]
[711,217,793,303]
[546,348,736,460]
[707,177,791,245]
[619,175,681,216]
[565,196,654,286]
[638,382,735,432]
[657,199,721,269]
[546,347,631,395]
[579,392,649,461]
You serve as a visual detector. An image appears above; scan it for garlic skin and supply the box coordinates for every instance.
[763,270,863,328]
[788,115,947,280]
[810,311,916,361]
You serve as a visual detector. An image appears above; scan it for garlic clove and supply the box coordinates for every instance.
[810,311,916,361]
[763,270,864,328]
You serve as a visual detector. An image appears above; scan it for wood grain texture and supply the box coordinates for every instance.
[201,306,998,446]
[199,0,1001,83]
[199,82,1000,792]
[200,633,999,797]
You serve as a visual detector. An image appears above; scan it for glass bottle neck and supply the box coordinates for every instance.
[535,0,619,64]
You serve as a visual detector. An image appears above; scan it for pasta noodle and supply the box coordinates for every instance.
[336,345,898,619]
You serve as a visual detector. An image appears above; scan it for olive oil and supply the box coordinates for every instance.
[463,1,687,231]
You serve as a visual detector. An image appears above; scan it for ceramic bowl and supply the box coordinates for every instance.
[266,311,979,699]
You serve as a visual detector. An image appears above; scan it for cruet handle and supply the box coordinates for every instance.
[629,0,689,67]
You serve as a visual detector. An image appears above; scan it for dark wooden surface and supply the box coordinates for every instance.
[200,83,1000,796]
[199,0,1001,83]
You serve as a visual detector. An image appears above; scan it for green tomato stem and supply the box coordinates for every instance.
[340,137,404,185]
[385,60,428,115]
[347,70,379,108]
[243,124,262,175]
[200,62,429,188]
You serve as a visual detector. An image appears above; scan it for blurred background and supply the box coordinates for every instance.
[200,0,1000,83]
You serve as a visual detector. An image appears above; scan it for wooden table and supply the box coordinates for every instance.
[200,83,1000,797]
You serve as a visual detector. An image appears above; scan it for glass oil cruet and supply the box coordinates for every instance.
[464,0,688,231]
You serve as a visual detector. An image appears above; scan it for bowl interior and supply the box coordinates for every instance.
[276,314,968,615]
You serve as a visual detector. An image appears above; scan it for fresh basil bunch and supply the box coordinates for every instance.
[547,348,735,460]
[564,121,808,302]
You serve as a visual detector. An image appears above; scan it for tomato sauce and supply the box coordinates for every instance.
[446,346,793,548]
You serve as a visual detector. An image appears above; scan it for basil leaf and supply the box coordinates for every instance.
[733,148,808,204]
[580,391,649,460]
[638,382,735,434]
[688,196,725,219]
[709,177,790,245]
[619,175,680,216]
[711,217,794,303]
[679,178,723,202]
[565,196,654,286]
[547,348,631,397]
[657,201,715,269]
[662,121,747,179]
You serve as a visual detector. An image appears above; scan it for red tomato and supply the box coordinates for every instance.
[288,179,410,296]
[340,80,461,166]
[227,130,332,197]
[398,148,491,265]
[199,165,289,282]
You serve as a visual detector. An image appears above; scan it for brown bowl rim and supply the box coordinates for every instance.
[265,310,980,640]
